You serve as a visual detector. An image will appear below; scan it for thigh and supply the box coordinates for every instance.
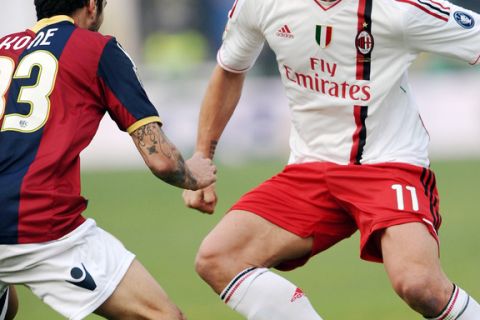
[381,222,449,290]
[95,259,183,320]
[199,210,314,283]
[226,163,357,271]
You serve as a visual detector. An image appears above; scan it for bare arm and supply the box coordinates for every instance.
[131,122,215,190]
[196,65,246,158]
[183,65,246,214]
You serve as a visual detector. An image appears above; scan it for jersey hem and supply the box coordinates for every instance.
[285,160,430,170]
[0,215,86,245]
[126,116,162,134]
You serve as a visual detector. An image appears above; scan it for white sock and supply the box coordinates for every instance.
[426,285,480,319]
[220,267,323,320]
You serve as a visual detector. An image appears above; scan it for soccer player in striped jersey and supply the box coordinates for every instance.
[0,0,216,319]
[183,0,480,318]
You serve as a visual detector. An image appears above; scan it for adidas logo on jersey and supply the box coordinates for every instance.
[276,25,294,39]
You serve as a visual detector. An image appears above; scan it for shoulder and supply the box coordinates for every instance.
[389,0,452,22]
[228,0,268,19]
[70,27,114,53]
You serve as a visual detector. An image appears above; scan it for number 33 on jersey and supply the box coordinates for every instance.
[0,51,57,133]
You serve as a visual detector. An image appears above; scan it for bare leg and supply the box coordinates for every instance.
[196,210,313,293]
[382,223,460,317]
[196,210,322,320]
[95,259,186,320]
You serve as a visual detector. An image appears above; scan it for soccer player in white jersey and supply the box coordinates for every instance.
[183,0,480,318]
[0,0,216,319]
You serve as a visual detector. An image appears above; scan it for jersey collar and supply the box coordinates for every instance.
[30,15,74,33]
[313,0,343,11]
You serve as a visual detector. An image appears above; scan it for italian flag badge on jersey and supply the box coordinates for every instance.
[316,25,333,48]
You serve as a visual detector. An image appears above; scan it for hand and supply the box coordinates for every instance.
[185,152,217,190]
[183,184,217,214]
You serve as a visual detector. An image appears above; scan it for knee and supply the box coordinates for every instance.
[194,243,226,283]
[390,271,451,315]
[392,273,429,302]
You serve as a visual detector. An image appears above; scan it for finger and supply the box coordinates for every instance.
[183,190,203,206]
[198,204,215,215]
[203,189,217,204]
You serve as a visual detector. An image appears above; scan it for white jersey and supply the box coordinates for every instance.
[218,0,480,166]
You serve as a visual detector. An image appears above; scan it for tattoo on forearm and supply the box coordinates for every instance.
[133,122,199,189]
[133,123,173,157]
[209,140,218,159]
[161,158,198,190]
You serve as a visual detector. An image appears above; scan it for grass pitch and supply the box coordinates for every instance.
[14,160,480,319]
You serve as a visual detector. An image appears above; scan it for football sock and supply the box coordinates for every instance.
[220,267,323,320]
[425,284,480,319]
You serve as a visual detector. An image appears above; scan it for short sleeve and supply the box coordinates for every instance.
[97,38,161,133]
[402,0,480,64]
[217,0,265,73]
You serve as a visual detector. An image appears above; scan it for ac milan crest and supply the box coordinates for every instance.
[315,25,333,48]
[356,29,374,55]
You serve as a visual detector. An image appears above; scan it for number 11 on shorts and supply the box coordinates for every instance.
[391,184,419,211]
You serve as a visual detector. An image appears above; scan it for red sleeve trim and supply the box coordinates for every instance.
[216,50,250,74]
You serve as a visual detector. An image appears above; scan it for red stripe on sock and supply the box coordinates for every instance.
[224,271,256,304]
[438,287,460,320]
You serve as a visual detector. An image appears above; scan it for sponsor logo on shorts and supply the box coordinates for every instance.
[67,263,97,291]
[454,11,475,29]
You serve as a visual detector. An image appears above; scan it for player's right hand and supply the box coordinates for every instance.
[183,184,217,214]
[185,152,217,190]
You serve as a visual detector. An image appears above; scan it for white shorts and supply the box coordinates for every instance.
[0,219,135,320]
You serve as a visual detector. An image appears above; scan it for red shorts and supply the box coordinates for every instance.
[231,162,441,270]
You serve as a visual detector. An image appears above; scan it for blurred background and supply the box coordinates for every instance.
[1,1,480,319]
[2,0,480,168]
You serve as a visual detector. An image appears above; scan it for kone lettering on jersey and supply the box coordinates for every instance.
[0,27,60,51]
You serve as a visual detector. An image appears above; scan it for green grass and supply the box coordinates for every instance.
[14,160,480,319]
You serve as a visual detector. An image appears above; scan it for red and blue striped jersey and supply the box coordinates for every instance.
[0,16,161,244]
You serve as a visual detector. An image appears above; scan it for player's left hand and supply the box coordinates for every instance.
[183,184,217,214]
